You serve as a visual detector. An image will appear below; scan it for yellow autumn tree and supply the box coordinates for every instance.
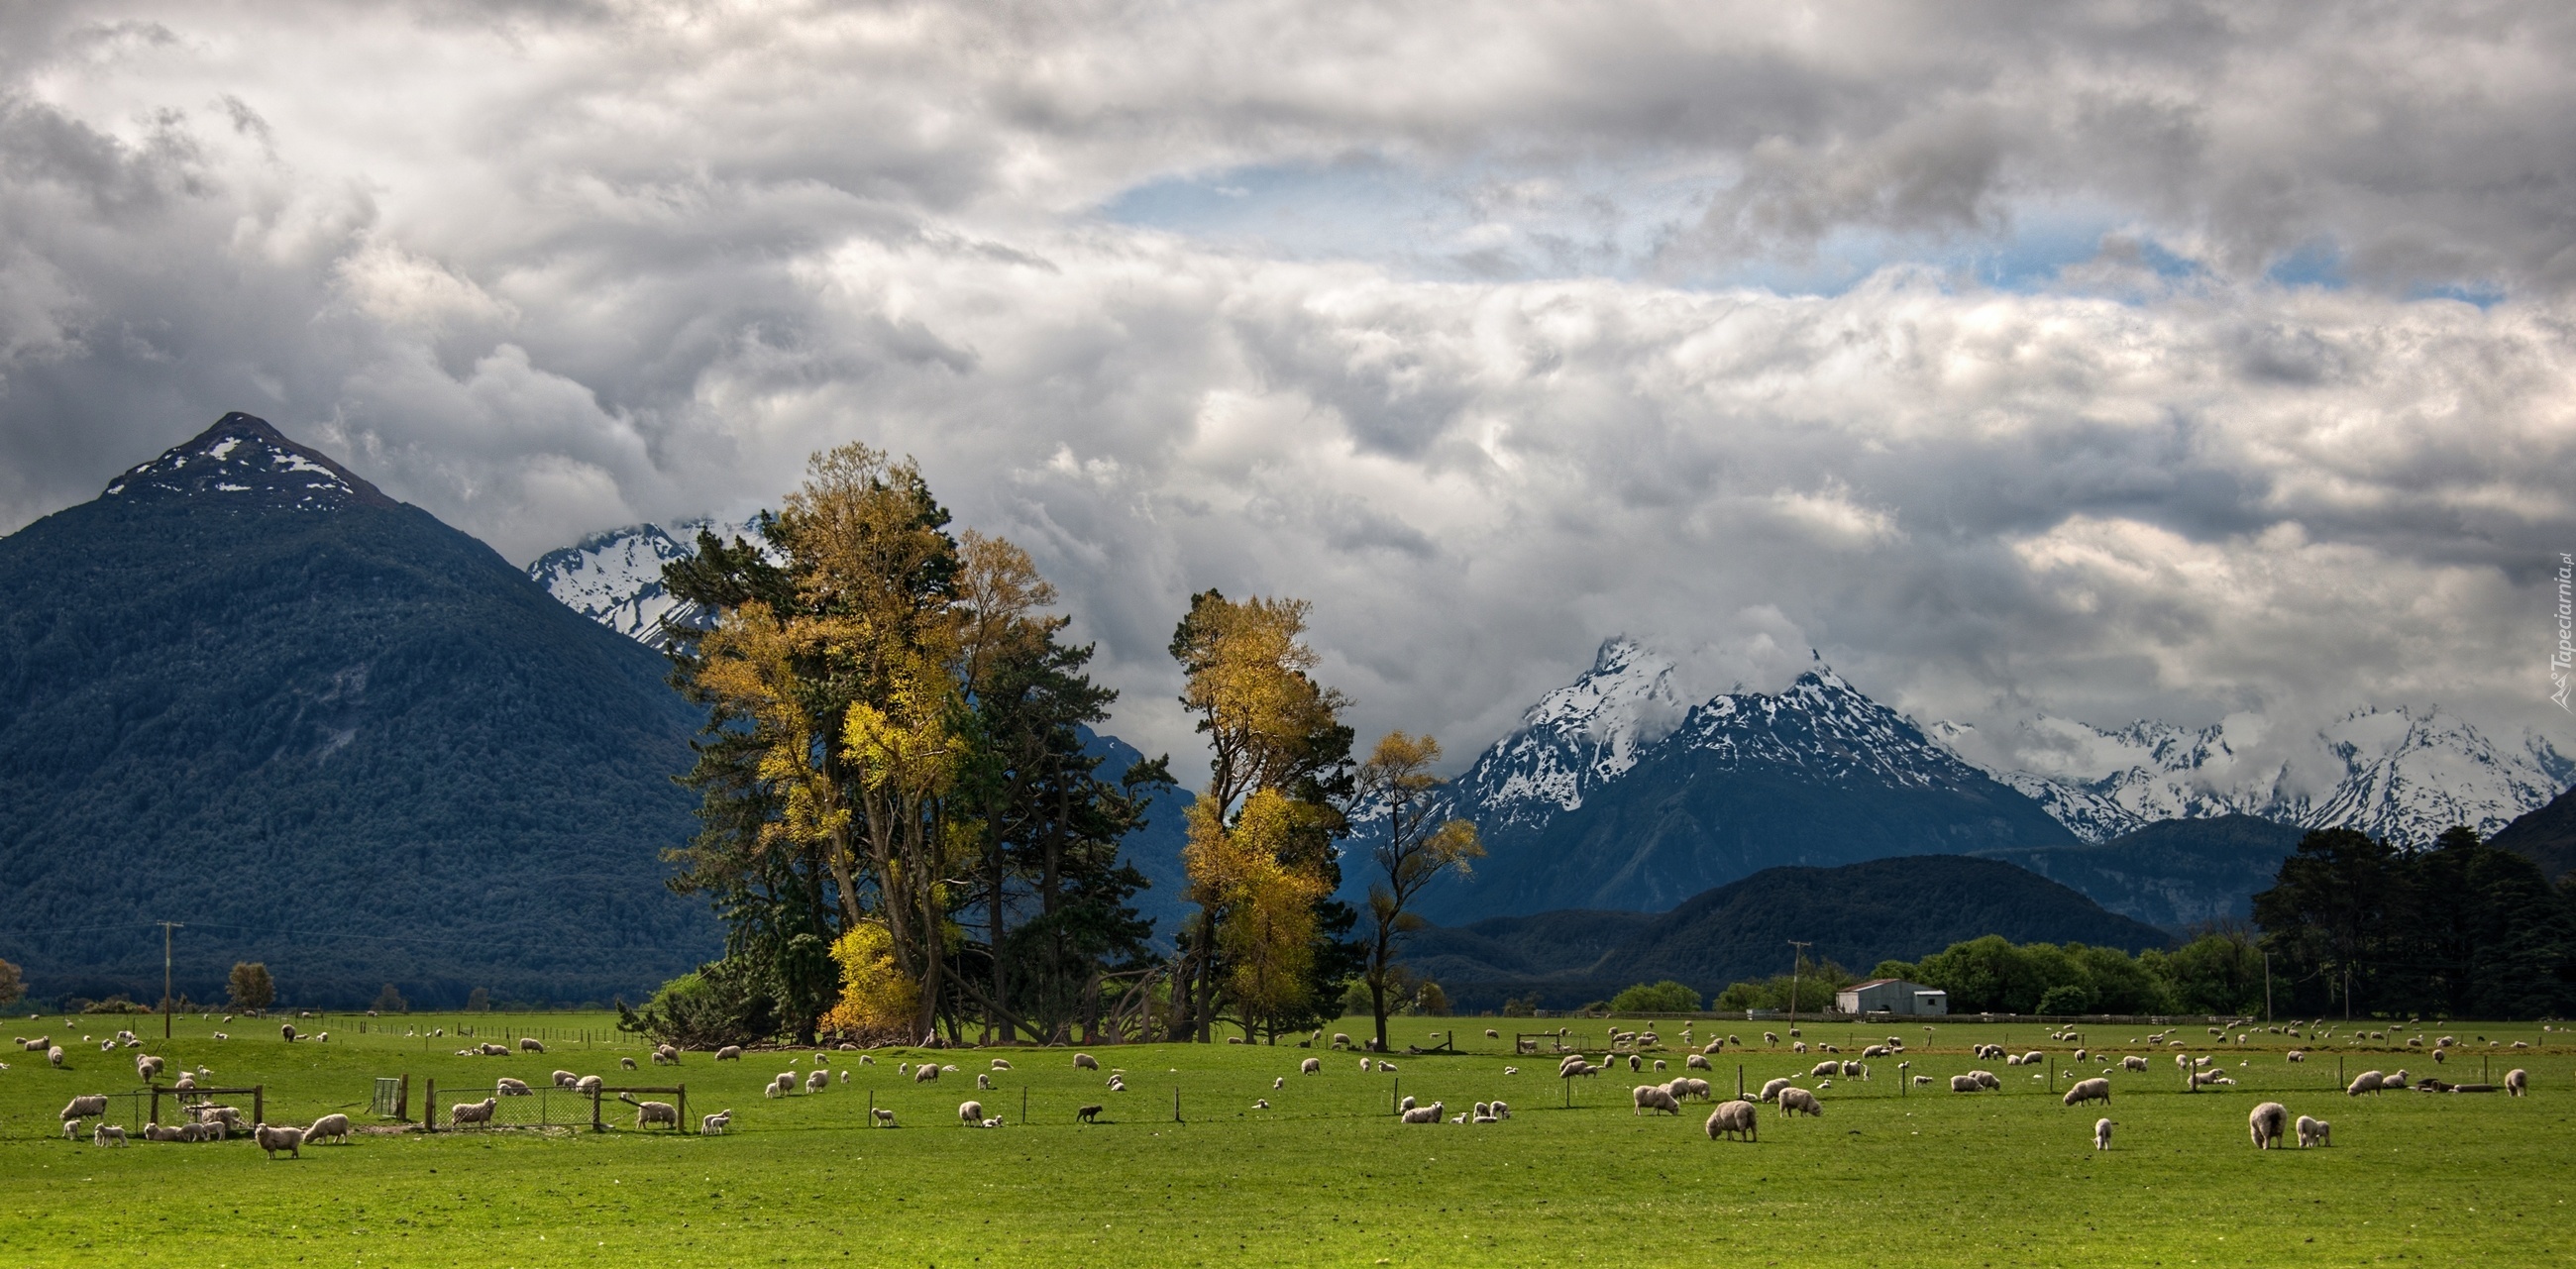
[1185,790,1333,1038]
[820,923,918,1043]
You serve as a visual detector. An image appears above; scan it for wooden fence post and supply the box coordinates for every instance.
[421,1079,432,1131]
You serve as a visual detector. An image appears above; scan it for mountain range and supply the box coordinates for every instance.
[0,415,717,1008]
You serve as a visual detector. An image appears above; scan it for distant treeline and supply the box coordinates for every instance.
[1696,825,2576,1020]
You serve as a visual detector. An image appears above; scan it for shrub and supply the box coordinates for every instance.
[227,962,274,1013]
[1500,995,1537,1017]
[372,983,408,1013]
[1611,980,1702,1013]
[2034,983,2094,1015]
[0,957,22,1008]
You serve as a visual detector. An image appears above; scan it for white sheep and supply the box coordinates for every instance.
[48,1045,63,1068]
[716,1045,744,1062]
[519,1038,544,1053]
[92,1123,127,1147]
[1705,1100,1758,1141]
[990,1058,1012,1071]
[1485,1029,1500,1039]
[628,1098,680,1129]
[1777,1087,1823,1117]
[1332,1032,1352,1050]
[452,1097,498,1128]
[2123,1055,2150,1072]
[914,1063,940,1084]
[1632,1084,1682,1115]
[305,1113,352,1145]
[575,1075,604,1096]
[211,1032,227,1041]
[2287,1050,2306,1063]
[2248,1101,2290,1149]
[1399,1095,1418,1112]
[1401,1102,1445,1124]
[807,1071,830,1093]
[2347,1070,2385,1096]
[959,1100,985,1125]
[1253,1099,1270,1110]
[701,1110,732,1134]
[496,1078,533,1096]
[1074,1053,1100,1070]
[976,1072,993,1090]
[2296,1114,2330,1147]
[61,1094,107,1122]
[1950,1075,1982,1094]
[255,1122,305,1158]
[479,1043,509,1057]
[1274,1077,1285,1090]
[764,1075,792,1099]
[1504,1066,1519,1076]
[136,1053,164,1080]
[2062,1077,2111,1108]
[552,1069,579,1087]
[1686,1053,1711,1071]
[280,1024,297,1042]
[1811,1060,1839,1078]
[2090,1116,2114,1149]
[2506,1068,2527,1097]
[840,1070,850,1084]
[1758,1077,1792,1103]
[1378,1061,1397,1073]
[874,1108,898,1126]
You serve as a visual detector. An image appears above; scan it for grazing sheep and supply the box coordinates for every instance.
[1331,1033,1352,1050]
[653,1044,681,1066]
[1362,1057,1375,1073]
[1912,1075,1932,1086]
[716,1046,744,1062]
[2297,1114,2330,1147]
[1074,1053,1100,1070]
[519,1038,544,1053]
[2093,1117,2114,1149]
[1300,1057,1321,1075]
[496,1078,533,1096]
[701,1110,732,1134]
[1777,1088,1823,1117]
[92,1124,126,1147]
[619,1057,639,1071]
[136,1054,164,1080]
[1627,1054,1642,1073]
[1401,1102,1445,1124]
[1485,1029,1501,1040]
[1685,1053,1711,1071]
[913,1063,939,1084]
[624,1098,679,1129]
[2121,1055,2149,1072]
[1950,1075,1982,1094]
[2348,1070,2387,1095]
[47,1045,63,1068]
[280,1024,297,1042]
[839,1070,850,1085]
[573,1075,603,1097]
[1074,1105,1103,1123]
[958,1100,985,1125]
[1811,1060,1840,1078]
[1758,1077,1792,1103]
[211,1032,227,1041]
[2506,1068,2528,1097]
[255,1123,305,1158]
[1705,1100,1759,1142]
[991,1058,1013,1071]
[1973,1070,2000,1089]
[873,1108,900,1127]
[2063,1077,2111,1108]
[1792,1041,1807,1054]
[551,1069,579,1088]
[808,1071,830,1093]
[305,1113,352,1145]
[1631,1084,1683,1115]
[452,1098,498,1128]
[1398,1095,1418,1112]
[2072,1048,2087,1062]
[764,1076,791,1099]
[1378,1061,1397,1073]
[975,1072,993,1091]
[1653,1059,1667,1072]
[2248,1101,2290,1149]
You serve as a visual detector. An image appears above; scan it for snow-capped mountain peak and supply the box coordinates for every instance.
[525,518,759,649]
[1671,664,1985,790]
[102,412,391,511]
[1444,635,1683,828]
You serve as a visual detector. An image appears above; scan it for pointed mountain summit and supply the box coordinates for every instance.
[1441,636,1683,833]
[0,413,714,1006]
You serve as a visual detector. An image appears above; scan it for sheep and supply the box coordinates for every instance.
[716,1045,744,1062]
[2122,1055,2150,1072]
[1950,1075,1982,1094]
[144,1122,188,1143]
[1485,1029,1501,1040]
[870,1107,900,1127]
[2248,1101,2290,1149]
[452,1097,498,1128]
[2286,1050,2305,1063]
[2388,1068,2412,1089]
[1631,1084,1683,1115]
[1401,1102,1445,1124]
[1331,1033,1353,1050]
[1811,1060,1840,1078]
[624,1098,680,1129]
[1705,1100,1759,1142]
[1074,1053,1100,1070]
[840,1070,850,1084]
[1107,1076,1127,1093]
[1378,1061,1397,1073]
[913,1063,940,1084]
[1653,1059,1667,1072]
[807,1071,830,1093]
[1777,1087,1823,1117]
[1075,1105,1103,1123]
[1300,1057,1321,1075]
[2063,1077,2111,1108]
[991,1058,1013,1071]
[2005,1053,2023,1066]
[1863,1044,1889,1058]
[547,1069,577,1088]
[211,1032,227,1041]
[2296,1114,2330,1147]
[47,1045,63,1068]
[136,1054,164,1080]
[2506,1068,2528,1097]
[496,1078,533,1096]
[255,1123,305,1158]
[519,1037,545,1053]
[280,1024,297,1042]
[958,1100,985,1125]
[574,1075,604,1097]
[1362,1057,1375,1073]
[1756,1077,1791,1103]
[61,1094,107,1122]
[1841,1060,1867,1079]
[1792,1041,1808,1054]
[305,1113,352,1145]
[1913,1075,1932,1086]
[1505,1066,1519,1075]
[1398,1094,1419,1113]
[92,1124,127,1148]
[653,1043,681,1066]
[812,1053,830,1065]
[859,1054,876,1065]
[701,1110,732,1135]
[1627,1054,1642,1073]
[2093,1117,2114,1150]
[764,1076,791,1099]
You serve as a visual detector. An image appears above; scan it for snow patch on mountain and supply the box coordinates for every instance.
[1671,662,1986,790]
[1443,636,1683,830]
[102,412,390,511]
[526,517,758,648]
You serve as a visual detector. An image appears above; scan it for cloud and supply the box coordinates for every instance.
[1,0,2572,776]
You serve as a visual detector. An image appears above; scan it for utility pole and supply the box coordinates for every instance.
[2263,952,2273,1024]
[1786,940,1813,1027]
[157,921,184,1040]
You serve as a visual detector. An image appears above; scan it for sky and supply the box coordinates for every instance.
[3,0,2574,779]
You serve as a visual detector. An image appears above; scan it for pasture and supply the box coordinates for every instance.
[2,1010,2569,1267]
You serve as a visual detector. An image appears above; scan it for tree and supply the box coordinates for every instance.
[467,987,491,1012]
[1167,590,1356,1042]
[0,956,22,1008]
[1611,980,1701,1013]
[1354,730,1483,1052]
[2252,827,2402,1018]
[372,983,408,1013]
[226,962,273,1013]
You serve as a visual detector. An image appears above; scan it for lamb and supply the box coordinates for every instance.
[1401,1102,1445,1124]
[305,1113,352,1145]
[958,1100,985,1125]
[1842,1060,1867,1080]
[2246,1101,2291,1149]
[1777,1088,1822,1117]
[2123,1055,2150,1072]
[701,1110,732,1134]
[255,1123,305,1158]
[1632,1084,1682,1115]
[1074,1053,1100,1070]
[2063,1077,2111,1108]
[62,1094,109,1122]
[1504,1066,1518,1075]
[1075,1105,1103,1123]
[519,1038,545,1053]
[716,1046,744,1062]
[1378,1061,1397,1073]
[2093,1117,2114,1150]
[452,1097,498,1128]
[496,1078,533,1096]
[874,1108,900,1126]
[2506,1068,2528,1097]
[92,1124,127,1147]
[1300,1057,1321,1075]
[211,1032,227,1041]
[2296,1114,2330,1147]
[764,1076,792,1099]
[808,1071,831,1093]
[1759,1077,1792,1103]
[913,1063,940,1084]
[1705,1100,1759,1142]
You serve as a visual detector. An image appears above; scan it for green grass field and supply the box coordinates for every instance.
[3,1010,2569,1267]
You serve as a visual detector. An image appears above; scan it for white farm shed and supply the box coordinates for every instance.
[1837,978,1949,1016]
